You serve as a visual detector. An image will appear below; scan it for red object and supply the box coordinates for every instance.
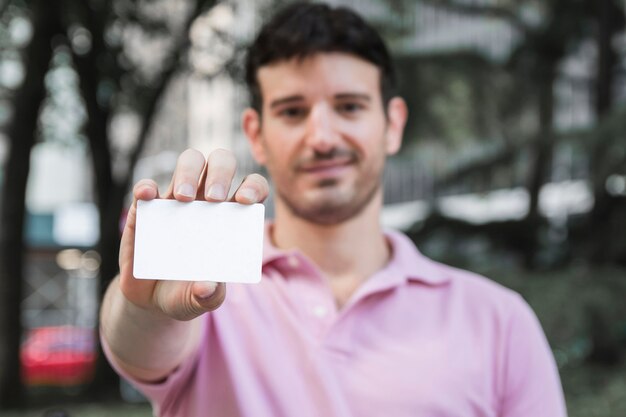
[21,326,96,386]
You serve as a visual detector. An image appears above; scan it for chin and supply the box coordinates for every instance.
[278,180,381,225]
[298,208,359,226]
[287,195,371,225]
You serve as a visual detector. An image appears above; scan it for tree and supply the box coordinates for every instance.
[0,0,225,407]
[393,0,625,266]
[586,0,626,263]
[0,0,62,407]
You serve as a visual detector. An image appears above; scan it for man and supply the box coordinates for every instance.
[101,2,568,416]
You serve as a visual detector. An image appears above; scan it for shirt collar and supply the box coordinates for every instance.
[261,222,451,287]
[262,222,292,264]
[382,229,452,286]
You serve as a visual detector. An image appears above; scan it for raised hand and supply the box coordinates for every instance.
[117,148,269,321]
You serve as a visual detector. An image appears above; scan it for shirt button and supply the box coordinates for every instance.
[287,256,300,268]
[312,305,328,318]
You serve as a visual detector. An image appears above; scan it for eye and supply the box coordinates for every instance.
[278,106,308,120]
[336,102,365,114]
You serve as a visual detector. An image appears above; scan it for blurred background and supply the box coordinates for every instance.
[0,0,625,415]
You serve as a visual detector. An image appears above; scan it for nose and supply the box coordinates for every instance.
[305,103,341,153]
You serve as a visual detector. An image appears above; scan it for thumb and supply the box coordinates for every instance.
[191,281,226,314]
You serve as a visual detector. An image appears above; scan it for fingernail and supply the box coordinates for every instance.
[239,188,258,202]
[207,184,226,200]
[195,282,218,300]
[138,185,154,197]
[177,183,195,198]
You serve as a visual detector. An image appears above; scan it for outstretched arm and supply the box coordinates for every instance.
[100,148,269,382]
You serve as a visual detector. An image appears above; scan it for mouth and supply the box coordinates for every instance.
[299,156,354,173]
[297,155,357,180]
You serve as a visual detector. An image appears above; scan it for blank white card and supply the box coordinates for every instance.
[133,200,265,283]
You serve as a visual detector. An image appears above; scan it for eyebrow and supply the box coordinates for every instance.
[335,93,371,102]
[269,92,372,109]
[269,95,305,109]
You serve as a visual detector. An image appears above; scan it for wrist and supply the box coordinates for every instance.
[101,277,203,381]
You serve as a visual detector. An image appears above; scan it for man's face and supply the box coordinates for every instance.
[244,52,406,225]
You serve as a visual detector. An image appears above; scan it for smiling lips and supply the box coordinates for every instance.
[301,156,353,171]
[297,154,357,178]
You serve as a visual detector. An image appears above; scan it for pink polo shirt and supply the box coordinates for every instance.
[105,229,567,417]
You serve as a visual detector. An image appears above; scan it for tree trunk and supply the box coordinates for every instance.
[527,70,555,222]
[522,67,556,267]
[589,0,619,263]
[0,0,60,408]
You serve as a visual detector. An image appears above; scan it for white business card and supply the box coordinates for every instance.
[133,199,265,283]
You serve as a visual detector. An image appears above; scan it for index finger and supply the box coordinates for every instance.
[164,149,207,201]
[133,178,160,202]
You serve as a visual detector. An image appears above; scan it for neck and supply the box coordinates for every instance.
[271,191,390,307]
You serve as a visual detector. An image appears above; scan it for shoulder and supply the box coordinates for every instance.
[387,234,566,415]
[387,229,530,318]
[442,261,525,311]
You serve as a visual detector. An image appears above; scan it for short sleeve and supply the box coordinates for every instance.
[499,294,568,417]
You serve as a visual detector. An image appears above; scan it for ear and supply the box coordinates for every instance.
[385,97,408,156]
[242,108,266,165]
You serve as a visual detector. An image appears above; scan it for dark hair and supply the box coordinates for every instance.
[244,2,396,113]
